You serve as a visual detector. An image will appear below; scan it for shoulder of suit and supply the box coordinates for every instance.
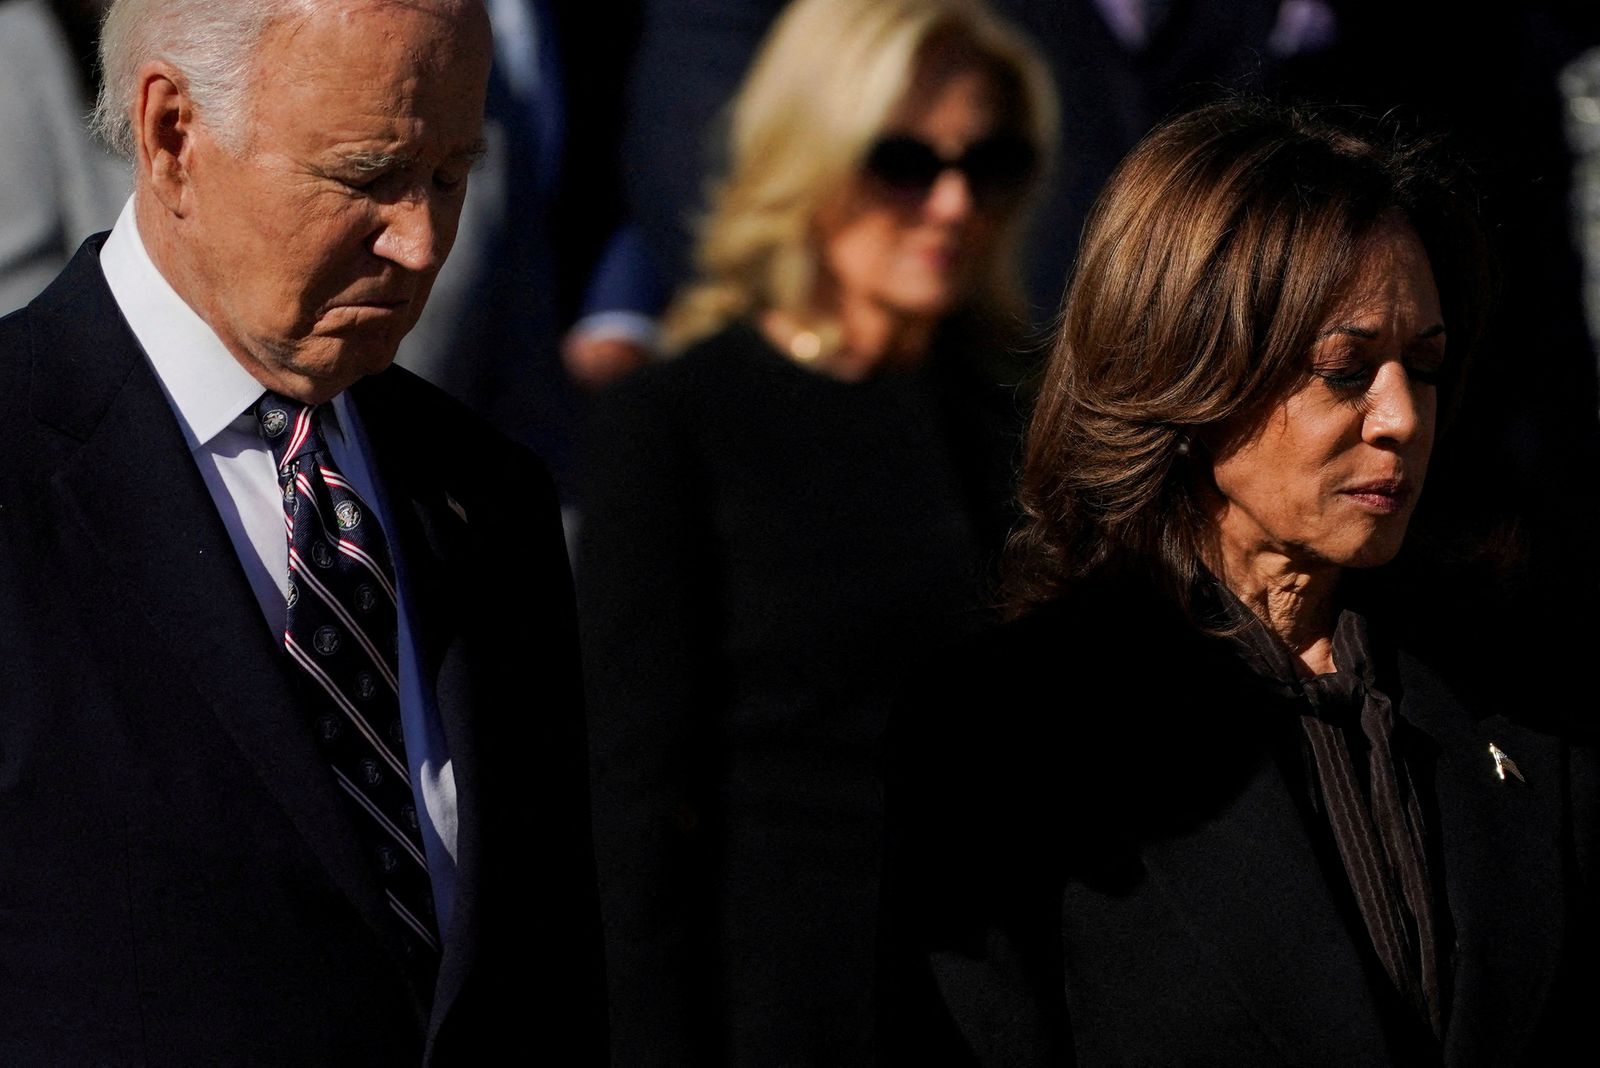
[914,578,1202,694]
[359,364,525,452]
[893,576,1260,806]
[355,363,558,505]
[0,300,30,356]
[0,305,32,397]
[584,322,771,450]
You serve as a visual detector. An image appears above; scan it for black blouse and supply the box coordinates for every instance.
[1226,590,1450,1059]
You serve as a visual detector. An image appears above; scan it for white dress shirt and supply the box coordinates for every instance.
[98,198,460,932]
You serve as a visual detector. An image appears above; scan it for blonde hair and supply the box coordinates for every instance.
[662,0,1056,351]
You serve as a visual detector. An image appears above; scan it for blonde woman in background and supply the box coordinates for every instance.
[577,0,1055,1062]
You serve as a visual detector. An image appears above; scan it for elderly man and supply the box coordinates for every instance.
[0,0,603,1062]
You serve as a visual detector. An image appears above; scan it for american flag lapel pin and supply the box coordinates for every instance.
[445,493,468,524]
[1488,743,1525,783]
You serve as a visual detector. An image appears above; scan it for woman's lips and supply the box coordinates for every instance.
[1340,479,1412,514]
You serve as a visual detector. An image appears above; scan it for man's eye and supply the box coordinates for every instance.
[336,163,405,193]
[434,169,468,192]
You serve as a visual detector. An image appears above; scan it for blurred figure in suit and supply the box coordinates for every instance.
[397,0,666,503]
[0,0,128,313]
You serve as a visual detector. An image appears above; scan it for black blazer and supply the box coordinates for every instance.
[880,578,1597,1066]
[0,240,605,1064]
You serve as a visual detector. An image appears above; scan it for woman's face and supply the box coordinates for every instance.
[817,64,1018,327]
[1207,220,1447,581]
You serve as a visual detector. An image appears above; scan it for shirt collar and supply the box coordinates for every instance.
[99,196,275,451]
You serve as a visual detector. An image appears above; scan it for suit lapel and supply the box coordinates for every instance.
[1395,653,1567,1063]
[31,245,416,1000]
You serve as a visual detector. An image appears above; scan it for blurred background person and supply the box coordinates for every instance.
[0,0,127,314]
[881,99,1598,1065]
[623,0,1339,324]
[1565,43,1600,353]
[394,0,666,509]
[578,0,1055,1061]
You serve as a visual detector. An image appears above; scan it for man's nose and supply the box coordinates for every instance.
[371,192,453,274]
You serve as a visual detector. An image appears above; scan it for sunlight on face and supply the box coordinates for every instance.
[179,1,492,401]
[1208,220,1446,581]
[819,62,1010,328]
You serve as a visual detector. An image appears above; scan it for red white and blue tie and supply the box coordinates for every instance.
[255,392,440,963]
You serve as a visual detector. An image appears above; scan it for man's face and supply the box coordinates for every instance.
[178,1,491,401]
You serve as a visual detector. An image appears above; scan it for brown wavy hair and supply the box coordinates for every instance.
[1003,99,1489,619]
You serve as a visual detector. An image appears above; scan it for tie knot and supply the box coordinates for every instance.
[254,392,326,476]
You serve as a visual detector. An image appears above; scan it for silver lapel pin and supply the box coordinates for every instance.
[1488,742,1525,783]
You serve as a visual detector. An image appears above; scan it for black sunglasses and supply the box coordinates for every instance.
[861,134,1038,206]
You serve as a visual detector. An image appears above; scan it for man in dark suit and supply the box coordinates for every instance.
[0,0,604,1062]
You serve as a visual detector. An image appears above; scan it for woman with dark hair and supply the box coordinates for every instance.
[880,99,1597,1066]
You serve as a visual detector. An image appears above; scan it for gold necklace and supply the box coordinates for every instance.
[783,320,843,364]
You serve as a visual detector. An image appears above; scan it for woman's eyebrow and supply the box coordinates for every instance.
[1317,322,1446,340]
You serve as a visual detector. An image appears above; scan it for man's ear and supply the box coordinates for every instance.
[134,61,200,218]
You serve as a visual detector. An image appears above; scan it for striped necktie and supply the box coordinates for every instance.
[254,392,441,964]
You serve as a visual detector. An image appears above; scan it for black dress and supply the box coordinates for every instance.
[578,319,1023,1065]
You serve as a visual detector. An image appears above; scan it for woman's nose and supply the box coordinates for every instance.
[1362,361,1433,447]
[922,167,976,223]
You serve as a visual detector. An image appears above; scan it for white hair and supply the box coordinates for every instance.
[92,0,309,156]
[91,0,476,158]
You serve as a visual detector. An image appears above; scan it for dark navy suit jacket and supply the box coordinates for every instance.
[0,240,605,1064]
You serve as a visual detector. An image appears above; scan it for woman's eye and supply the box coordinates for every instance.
[1405,354,1448,386]
[1314,365,1374,391]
